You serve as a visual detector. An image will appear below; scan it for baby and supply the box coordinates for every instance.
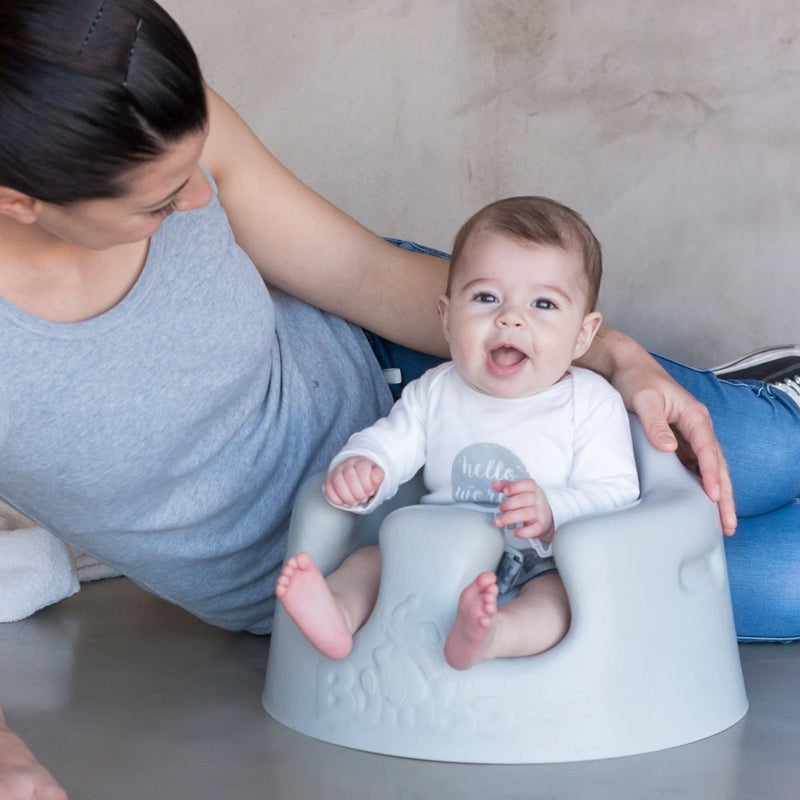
[277,196,640,668]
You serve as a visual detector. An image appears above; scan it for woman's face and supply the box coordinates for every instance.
[32,128,212,250]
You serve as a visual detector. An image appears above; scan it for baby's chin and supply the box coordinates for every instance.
[468,376,549,400]
[466,360,572,399]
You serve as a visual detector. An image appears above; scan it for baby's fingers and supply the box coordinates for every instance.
[497,490,539,514]
[366,462,385,492]
[493,478,538,498]
[324,470,359,506]
[509,520,547,539]
[495,506,538,532]
[328,459,384,507]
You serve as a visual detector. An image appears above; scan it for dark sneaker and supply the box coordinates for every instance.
[712,345,800,403]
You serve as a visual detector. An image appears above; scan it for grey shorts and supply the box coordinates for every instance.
[495,545,558,594]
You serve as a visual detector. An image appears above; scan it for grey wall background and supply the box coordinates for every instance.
[161,0,798,367]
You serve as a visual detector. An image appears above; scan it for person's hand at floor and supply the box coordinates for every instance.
[0,711,67,800]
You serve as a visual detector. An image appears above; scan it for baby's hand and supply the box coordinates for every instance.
[324,457,385,508]
[493,478,554,542]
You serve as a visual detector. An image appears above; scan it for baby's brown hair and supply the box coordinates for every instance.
[448,196,602,311]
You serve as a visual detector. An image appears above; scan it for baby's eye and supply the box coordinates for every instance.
[472,292,498,304]
[533,298,557,310]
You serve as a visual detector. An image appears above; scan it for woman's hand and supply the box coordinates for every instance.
[578,326,736,535]
[0,715,67,800]
[620,363,736,535]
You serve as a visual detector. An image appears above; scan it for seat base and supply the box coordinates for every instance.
[264,419,748,763]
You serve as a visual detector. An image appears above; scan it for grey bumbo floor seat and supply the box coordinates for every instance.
[263,416,747,763]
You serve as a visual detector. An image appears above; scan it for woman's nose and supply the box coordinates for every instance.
[175,167,213,212]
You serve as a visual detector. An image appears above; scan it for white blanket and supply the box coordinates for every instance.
[0,503,119,623]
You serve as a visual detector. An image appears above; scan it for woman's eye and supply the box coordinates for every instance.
[151,199,179,217]
[472,292,498,304]
[533,298,557,310]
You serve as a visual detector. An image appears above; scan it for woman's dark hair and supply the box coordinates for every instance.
[0,0,207,203]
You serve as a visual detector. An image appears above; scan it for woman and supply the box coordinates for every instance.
[0,1,796,797]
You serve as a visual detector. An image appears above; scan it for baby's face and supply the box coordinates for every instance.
[438,232,601,399]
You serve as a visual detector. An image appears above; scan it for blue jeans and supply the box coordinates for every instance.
[656,355,800,641]
[375,241,800,641]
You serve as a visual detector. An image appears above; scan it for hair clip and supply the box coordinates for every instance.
[123,18,143,88]
[78,0,106,56]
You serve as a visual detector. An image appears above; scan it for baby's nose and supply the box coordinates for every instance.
[497,307,525,327]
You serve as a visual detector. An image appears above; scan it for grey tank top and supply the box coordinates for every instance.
[0,173,391,632]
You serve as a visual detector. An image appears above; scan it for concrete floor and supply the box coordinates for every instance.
[2,577,798,800]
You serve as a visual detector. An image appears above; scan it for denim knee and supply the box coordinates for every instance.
[725,500,800,641]
[654,353,800,515]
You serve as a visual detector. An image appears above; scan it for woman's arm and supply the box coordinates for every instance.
[201,87,450,357]
[576,325,737,536]
[0,708,67,799]
[198,88,735,531]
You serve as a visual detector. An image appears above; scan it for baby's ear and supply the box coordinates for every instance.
[573,311,602,359]
[437,295,451,342]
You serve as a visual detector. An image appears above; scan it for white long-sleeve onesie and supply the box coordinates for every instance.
[330,363,640,557]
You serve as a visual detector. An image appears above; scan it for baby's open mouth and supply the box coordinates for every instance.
[490,346,527,368]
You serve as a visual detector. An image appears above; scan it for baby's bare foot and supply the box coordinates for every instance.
[276,552,353,659]
[444,571,499,670]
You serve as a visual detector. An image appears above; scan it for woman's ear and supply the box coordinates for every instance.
[573,311,603,360]
[0,187,40,224]
[437,294,451,343]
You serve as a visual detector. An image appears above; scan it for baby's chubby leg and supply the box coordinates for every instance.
[444,572,569,670]
[276,545,381,659]
[495,572,570,657]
